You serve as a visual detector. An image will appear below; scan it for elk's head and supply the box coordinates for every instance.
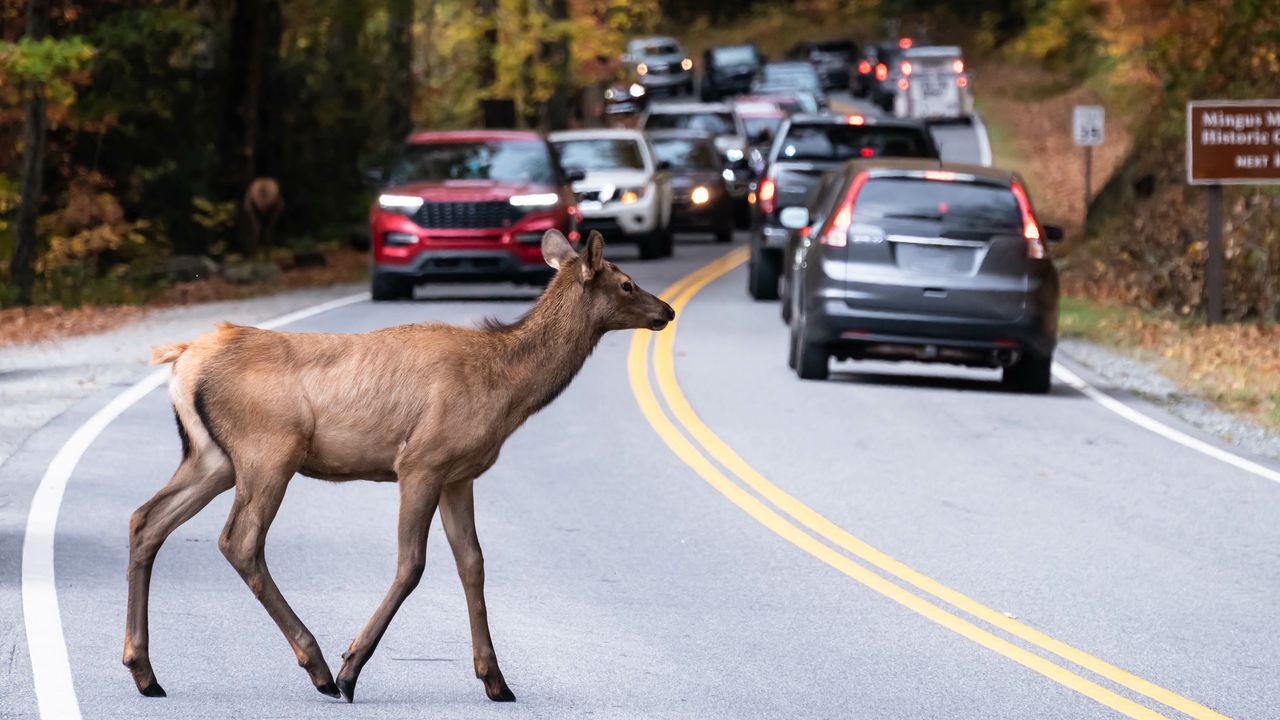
[542,229,675,332]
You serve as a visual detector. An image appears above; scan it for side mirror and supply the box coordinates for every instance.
[778,206,810,230]
[656,160,672,171]
[364,168,385,186]
[1043,223,1065,243]
[563,167,587,183]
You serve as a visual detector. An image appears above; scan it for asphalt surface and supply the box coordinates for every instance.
[3,106,1279,720]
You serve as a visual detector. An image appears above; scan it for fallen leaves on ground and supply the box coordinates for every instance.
[0,248,368,349]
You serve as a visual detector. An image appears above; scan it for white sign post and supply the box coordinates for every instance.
[1073,105,1105,223]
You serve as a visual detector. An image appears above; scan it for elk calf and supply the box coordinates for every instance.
[242,177,282,255]
[123,230,673,703]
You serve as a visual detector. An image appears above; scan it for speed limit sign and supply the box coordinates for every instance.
[1073,105,1105,146]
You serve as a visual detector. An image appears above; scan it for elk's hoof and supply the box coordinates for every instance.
[316,680,341,699]
[484,679,516,702]
[139,679,167,698]
[337,677,356,704]
[487,687,517,702]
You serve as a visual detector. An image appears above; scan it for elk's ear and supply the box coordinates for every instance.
[542,229,578,270]
[579,231,606,282]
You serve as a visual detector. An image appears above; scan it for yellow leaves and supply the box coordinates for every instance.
[192,197,235,232]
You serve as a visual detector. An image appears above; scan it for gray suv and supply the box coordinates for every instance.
[783,159,1063,392]
[625,36,694,97]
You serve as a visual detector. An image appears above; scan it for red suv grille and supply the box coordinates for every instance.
[414,201,525,229]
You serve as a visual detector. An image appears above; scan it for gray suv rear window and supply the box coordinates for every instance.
[855,178,1021,230]
[777,125,934,162]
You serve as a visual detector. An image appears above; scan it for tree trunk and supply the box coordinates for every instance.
[386,0,414,144]
[226,0,283,256]
[475,0,497,90]
[542,0,571,130]
[11,0,51,306]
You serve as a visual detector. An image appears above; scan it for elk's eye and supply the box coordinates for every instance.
[621,281,634,293]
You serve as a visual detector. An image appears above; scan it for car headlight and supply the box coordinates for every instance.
[605,87,619,101]
[681,57,693,71]
[629,82,646,97]
[637,62,648,76]
[722,168,736,181]
[509,192,560,208]
[726,148,744,162]
[378,194,423,214]
[690,186,711,205]
[615,185,647,204]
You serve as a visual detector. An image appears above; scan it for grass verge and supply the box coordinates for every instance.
[1060,297,1280,429]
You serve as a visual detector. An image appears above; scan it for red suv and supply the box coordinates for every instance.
[369,130,580,300]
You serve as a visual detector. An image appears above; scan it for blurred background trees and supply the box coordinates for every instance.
[1,0,1277,318]
[0,0,660,306]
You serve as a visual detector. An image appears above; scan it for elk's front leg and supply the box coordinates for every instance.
[440,479,515,702]
[337,474,442,702]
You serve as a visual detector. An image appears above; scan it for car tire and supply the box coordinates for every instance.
[747,247,780,300]
[780,269,793,324]
[1003,352,1052,394]
[371,271,413,301]
[790,293,828,380]
[638,229,666,260]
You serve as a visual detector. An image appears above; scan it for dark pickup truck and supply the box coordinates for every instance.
[747,113,940,300]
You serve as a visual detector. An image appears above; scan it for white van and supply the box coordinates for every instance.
[892,46,973,123]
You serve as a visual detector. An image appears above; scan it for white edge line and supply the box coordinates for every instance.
[1052,362,1280,486]
[20,291,368,720]
[971,112,993,167]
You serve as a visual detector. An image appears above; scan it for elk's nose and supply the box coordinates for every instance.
[661,303,675,322]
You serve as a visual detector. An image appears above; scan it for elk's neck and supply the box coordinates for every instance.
[501,278,602,418]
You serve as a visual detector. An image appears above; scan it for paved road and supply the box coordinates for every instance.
[3,227,1279,719]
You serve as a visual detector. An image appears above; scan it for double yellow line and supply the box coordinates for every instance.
[627,247,1229,720]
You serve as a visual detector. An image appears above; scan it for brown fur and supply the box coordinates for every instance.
[242,177,282,255]
[122,230,673,703]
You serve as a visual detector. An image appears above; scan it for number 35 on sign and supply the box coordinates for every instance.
[1073,105,1105,146]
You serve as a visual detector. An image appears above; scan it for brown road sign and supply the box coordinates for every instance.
[1186,100,1280,185]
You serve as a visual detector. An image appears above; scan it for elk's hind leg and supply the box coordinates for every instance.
[123,447,234,697]
[219,455,339,698]
[336,472,443,703]
[440,479,515,702]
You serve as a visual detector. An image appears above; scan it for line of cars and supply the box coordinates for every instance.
[365,122,741,300]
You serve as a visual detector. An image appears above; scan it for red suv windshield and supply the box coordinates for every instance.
[390,141,555,184]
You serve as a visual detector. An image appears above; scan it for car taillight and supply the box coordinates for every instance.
[952,59,965,74]
[759,177,776,214]
[875,63,887,81]
[1010,180,1046,259]
[956,76,968,89]
[900,61,912,77]
[858,60,872,74]
[846,114,864,125]
[899,37,913,49]
[820,171,869,247]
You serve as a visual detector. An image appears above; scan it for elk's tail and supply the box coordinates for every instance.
[151,343,190,365]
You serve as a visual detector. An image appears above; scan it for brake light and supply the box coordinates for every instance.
[846,114,865,125]
[821,172,869,247]
[923,170,957,181]
[875,63,887,81]
[900,61,912,76]
[860,147,874,157]
[1010,180,1045,259]
[898,78,910,90]
[952,59,964,73]
[759,177,776,214]
[858,60,872,74]
[956,76,968,89]
[899,37,913,49]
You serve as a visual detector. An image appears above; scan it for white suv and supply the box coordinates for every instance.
[892,45,974,123]
[550,129,674,259]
